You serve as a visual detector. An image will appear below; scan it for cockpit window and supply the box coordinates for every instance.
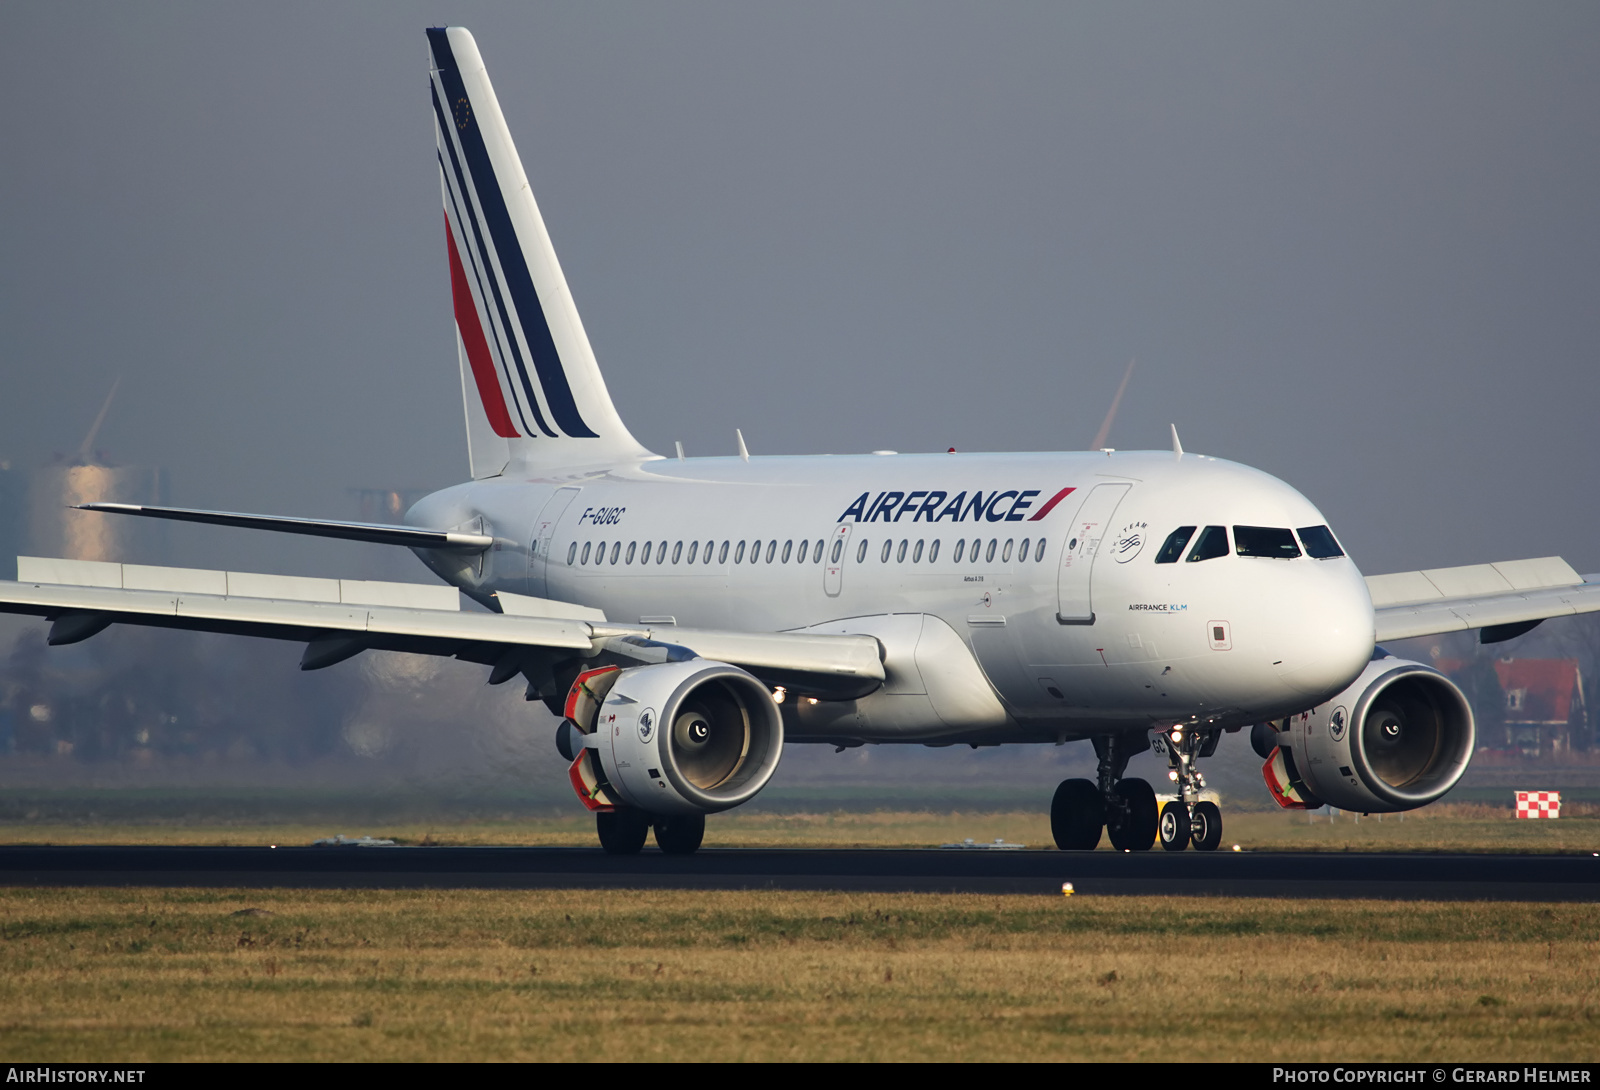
[1185,525,1229,562]
[1234,526,1300,559]
[1155,526,1196,564]
[1297,525,1345,559]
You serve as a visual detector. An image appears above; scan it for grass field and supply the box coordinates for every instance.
[2,802,1597,853]
[1,887,1596,1062]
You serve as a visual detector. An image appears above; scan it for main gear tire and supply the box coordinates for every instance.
[1106,778,1157,851]
[1192,801,1223,852]
[1050,778,1105,851]
[653,813,706,855]
[596,808,650,855]
[1158,801,1191,851]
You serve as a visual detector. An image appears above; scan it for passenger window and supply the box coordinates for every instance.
[881,540,892,563]
[735,541,746,564]
[856,539,867,563]
[1185,526,1228,562]
[686,541,697,564]
[954,540,965,563]
[567,542,577,565]
[971,538,982,563]
[705,540,715,564]
[1156,527,1197,564]
[640,542,652,564]
[1234,526,1300,559]
[718,541,729,564]
[610,542,621,564]
[929,540,940,563]
[672,541,683,564]
[985,539,997,563]
[1019,537,1030,560]
[1297,525,1345,559]
[797,540,808,564]
[1035,539,1046,562]
[892,540,903,563]
[1002,539,1014,562]
[782,540,793,563]
[626,542,637,564]
[766,541,777,563]
[815,539,824,563]
[658,540,668,564]
[581,542,592,564]
[913,540,924,563]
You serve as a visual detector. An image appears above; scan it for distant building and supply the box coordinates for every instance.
[1491,658,1587,758]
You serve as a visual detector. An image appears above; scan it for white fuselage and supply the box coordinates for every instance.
[407,449,1375,745]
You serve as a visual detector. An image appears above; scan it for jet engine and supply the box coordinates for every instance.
[1264,655,1474,813]
[559,660,783,816]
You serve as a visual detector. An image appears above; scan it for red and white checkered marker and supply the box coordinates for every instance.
[1515,791,1561,819]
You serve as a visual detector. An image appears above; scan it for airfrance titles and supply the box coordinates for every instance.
[836,487,1075,525]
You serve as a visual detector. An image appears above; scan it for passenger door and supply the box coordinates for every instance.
[824,524,851,597]
[527,486,581,597]
[1055,483,1130,624]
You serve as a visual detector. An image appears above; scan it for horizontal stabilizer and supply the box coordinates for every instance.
[76,503,492,551]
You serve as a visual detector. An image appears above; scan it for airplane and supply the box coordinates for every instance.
[4,25,1598,856]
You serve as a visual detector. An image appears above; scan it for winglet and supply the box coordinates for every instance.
[1170,424,1184,458]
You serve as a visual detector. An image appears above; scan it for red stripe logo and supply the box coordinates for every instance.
[445,214,520,438]
[1028,487,1077,521]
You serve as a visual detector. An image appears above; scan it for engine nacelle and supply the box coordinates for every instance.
[1273,656,1475,813]
[581,660,784,816]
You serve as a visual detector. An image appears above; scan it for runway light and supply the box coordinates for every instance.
[1231,844,1241,852]
[1061,882,1074,898]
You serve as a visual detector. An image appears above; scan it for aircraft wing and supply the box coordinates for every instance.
[1369,556,1600,643]
[0,558,884,698]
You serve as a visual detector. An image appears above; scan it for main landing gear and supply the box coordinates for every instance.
[596,809,706,856]
[1154,724,1224,852]
[1050,732,1158,851]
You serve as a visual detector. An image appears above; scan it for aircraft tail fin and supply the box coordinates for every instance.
[429,27,653,477]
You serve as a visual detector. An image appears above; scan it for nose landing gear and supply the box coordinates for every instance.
[1156,725,1224,851]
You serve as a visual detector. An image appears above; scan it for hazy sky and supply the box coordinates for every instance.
[3,2,1597,579]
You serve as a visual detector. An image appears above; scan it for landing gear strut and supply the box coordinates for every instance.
[1050,732,1157,851]
[1155,724,1224,851]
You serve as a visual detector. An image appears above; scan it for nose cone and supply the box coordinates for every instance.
[1270,565,1375,701]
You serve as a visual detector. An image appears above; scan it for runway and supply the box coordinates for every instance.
[1,845,1597,898]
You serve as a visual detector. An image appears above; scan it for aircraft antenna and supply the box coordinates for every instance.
[1089,357,1135,451]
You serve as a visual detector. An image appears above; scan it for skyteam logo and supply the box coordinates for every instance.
[836,487,1076,524]
[1111,521,1148,563]
[638,709,656,744]
[430,28,599,442]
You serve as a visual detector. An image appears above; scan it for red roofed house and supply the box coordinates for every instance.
[1492,659,1587,758]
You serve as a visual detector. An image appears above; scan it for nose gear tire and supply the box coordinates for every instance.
[1158,801,1191,851]
[1192,800,1223,851]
